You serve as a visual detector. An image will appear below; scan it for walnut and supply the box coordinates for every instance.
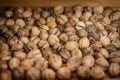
[77,66,90,79]
[65,41,78,51]
[20,59,34,70]
[20,37,29,44]
[41,10,50,19]
[64,26,76,36]
[5,10,13,18]
[109,63,120,77]
[108,31,119,41]
[110,10,120,21]
[40,29,49,40]
[0,70,12,80]
[26,67,40,80]
[95,48,109,58]
[12,67,25,80]
[24,41,38,52]
[38,40,49,49]
[49,27,60,36]
[59,33,68,42]
[82,55,94,67]
[57,15,68,25]
[30,26,40,37]
[59,49,71,62]
[47,17,57,28]
[77,29,88,38]
[17,28,29,37]
[11,43,23,51]
[49,54,63,70]
[93,6,104,14]
[103,6,113,17]
[0,50,11,61]
[57,67,71,79]
[48,34,59,46]
[0,61,8,70]
[34,57,48,71]
[71,48,82,58]
[67,56,81,71]
[14,50,26,60]
[22,10,32,18]
[27,49,41,59]
[42,68,56,80]
[68,34,79,41]
[91,66,105,79]
[9,57,20,70]
[95,57,109,71]
[75,21,86,30]
[79,37,90,49]
[0,43,9,51]
[41,47,53,59]
[6,19,15,27]
[100,36,110,46]
[16,19,25,28]
[33,12,40,20]
[54,6,64,15]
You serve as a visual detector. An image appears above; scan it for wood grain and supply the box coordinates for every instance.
[0,0,120,7]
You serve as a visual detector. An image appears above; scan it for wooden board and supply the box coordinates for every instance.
[0,0,120,8]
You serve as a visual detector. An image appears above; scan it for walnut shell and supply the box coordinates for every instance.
[79,37,90,48]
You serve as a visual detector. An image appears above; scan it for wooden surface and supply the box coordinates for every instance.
[0,0,120,7]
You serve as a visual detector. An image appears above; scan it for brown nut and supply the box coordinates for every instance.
[77,29,88,38]
[5,10,13,18]
[54,6,64,15]
[0,70,12,80]
[26,67,40,80]
[34,57,48,71]
[17,28,29,37]
[82,55,94,67]
[16,19,25,28]
[95,57,109,71]
[30,27,40,37]
[6,19,15,27]
[42,68,56,80]
[109,63,120,77]
[67,56,81,71]
[65,41,79,51]
[71,48,82,58]
[9,57,20,70]
[91,66,105,79]
[47,17,57,28]
[68,34,79,41]
[100,36,110,46]
[57,15,68,25]
[14,50,26,60]
[38,40,49,49]
[108,32,119,41]
[22,10,32,18]
[77,66,90,78]
[59,33,68,42]
[79,37,90,49]
[20,59,34,70]
[40,29,49,40]
[41,47,53,59]
[95,48,109,58]
[0,61,8,70]
[93,6,104,14]
[12,67,25,80]
[49,54,63,70]
[57,67,71,79]
[49,27,60,36]
[48,34,59,45]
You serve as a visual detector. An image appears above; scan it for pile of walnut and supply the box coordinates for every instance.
[0,5,120,80]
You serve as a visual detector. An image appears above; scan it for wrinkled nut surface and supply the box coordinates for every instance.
[9,57,20,70]
[0,70,12,80]
[49,54,63,70]
[77,66,90,78]
[65,41,79,51]
[26,67,40,80]
[109,63,120,77]
[82,55,94,67]
[67,56,81,71]
[14,51,26,60]
[42,68,56,80]
[91,66,105,79]
[48,34,59,45]
[57,67,71,79]
[79,37,90,48]
[100,36,110,46]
